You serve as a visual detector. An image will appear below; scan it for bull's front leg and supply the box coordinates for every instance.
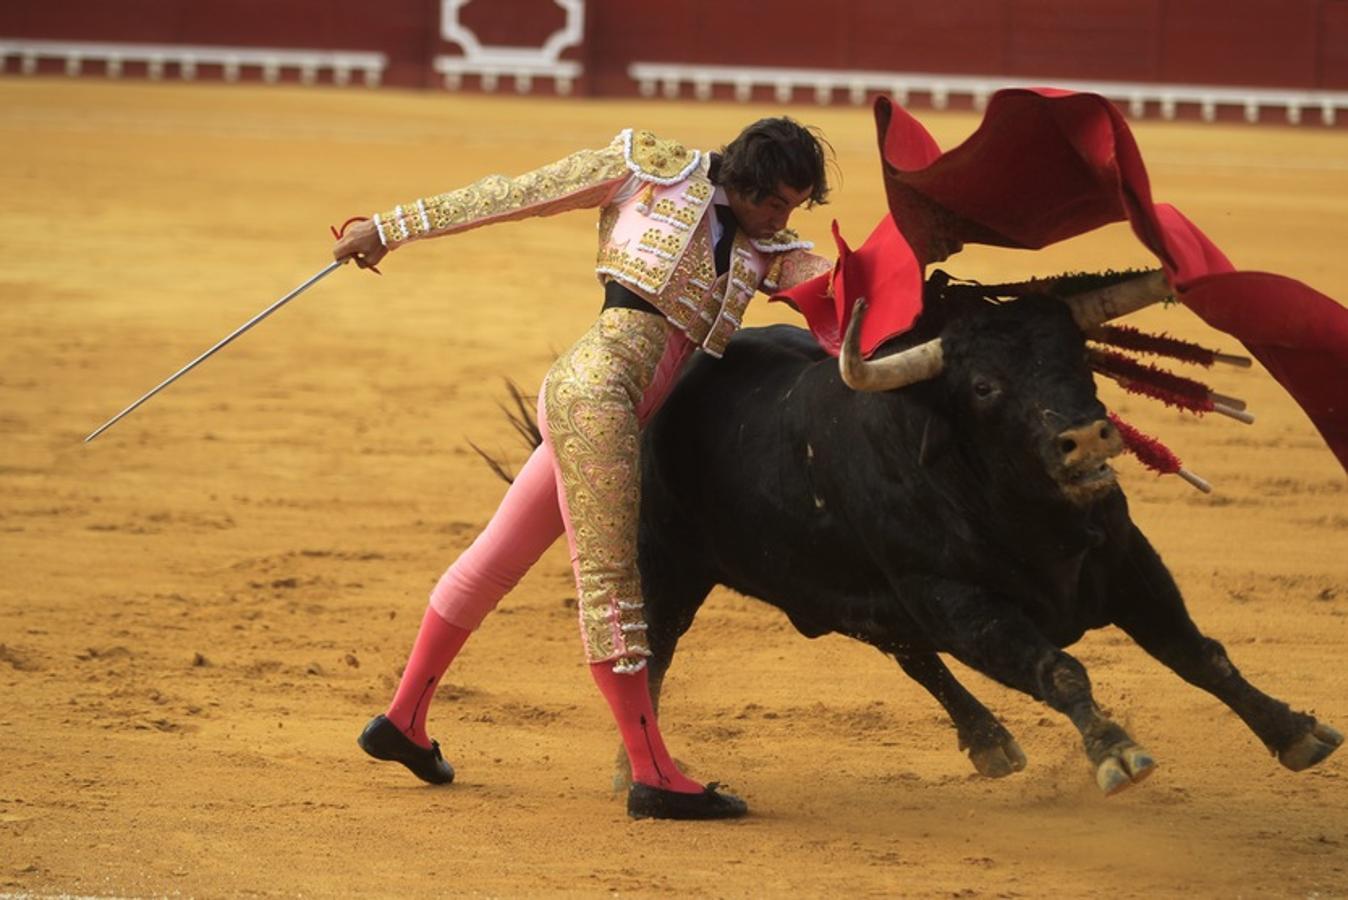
[892,575,1156,794]
[892,652,1028,778]
[1107,527,1342,771]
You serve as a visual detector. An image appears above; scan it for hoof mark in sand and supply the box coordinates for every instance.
[0,645,41,671]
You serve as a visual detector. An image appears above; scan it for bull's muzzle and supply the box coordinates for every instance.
[1054,417,1125,502]
[1057,418,1124,467]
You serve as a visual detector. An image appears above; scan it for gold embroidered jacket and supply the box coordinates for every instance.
[374,129,831,357]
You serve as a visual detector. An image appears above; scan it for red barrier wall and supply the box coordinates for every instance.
[0,0,441,86]
[2,0,1345,92]
[1322,0,1348,88]
[1158,0,1321,88]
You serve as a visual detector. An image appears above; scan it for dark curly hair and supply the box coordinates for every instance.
[712,117,833,207]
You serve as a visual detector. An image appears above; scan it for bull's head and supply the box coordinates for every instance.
[840,271,1171,506]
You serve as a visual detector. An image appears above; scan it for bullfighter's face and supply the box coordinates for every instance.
[726,182,813,241]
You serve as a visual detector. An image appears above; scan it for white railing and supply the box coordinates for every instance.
[629,62,1348,126]
[0,39,387,87]
[432,54,582,95]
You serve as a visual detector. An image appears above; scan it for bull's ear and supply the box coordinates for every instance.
[918,413,953,467]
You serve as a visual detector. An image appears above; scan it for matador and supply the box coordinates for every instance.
[333,118,833,820]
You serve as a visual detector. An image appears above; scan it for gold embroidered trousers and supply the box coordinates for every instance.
[541,308,692,672]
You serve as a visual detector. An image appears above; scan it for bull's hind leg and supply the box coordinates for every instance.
[894,653,1027,778]
[1108,527,1342,771]
[892,575,1156,795]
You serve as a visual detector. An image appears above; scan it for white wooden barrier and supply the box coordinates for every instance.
[432,55,582,95]
[0,39,388,87]
[629,62,1348,126]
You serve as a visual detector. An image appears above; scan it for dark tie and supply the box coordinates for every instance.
[713,204,737,276]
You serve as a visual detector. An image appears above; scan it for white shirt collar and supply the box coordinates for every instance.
[710,187,731,245]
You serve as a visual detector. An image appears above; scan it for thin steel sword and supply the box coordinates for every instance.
[84,259,346,443]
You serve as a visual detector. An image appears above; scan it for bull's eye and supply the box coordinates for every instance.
[973,379,996,398]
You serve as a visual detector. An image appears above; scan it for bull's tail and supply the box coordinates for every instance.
[467,379,543,485]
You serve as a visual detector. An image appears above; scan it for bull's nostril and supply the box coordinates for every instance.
[1060,439,1077,455]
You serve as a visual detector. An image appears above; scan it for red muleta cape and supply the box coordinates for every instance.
[778,88,1348,475]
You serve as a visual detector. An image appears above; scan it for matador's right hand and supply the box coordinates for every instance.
[332,218,388,271]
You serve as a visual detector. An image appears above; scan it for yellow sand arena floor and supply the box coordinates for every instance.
[2,79,1347,897]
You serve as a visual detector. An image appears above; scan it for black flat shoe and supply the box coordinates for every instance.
[627,782,748,820]
[357,714,455,785]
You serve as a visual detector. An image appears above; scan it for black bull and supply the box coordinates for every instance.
[631,290,1342,794]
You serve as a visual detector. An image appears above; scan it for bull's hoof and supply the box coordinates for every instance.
[1278,723,1344,772]
[612,746,634,794]
[1095,743,1157,796]
[969,736,1028,778]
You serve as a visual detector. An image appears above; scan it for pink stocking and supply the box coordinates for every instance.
[385,607,470,748]
[590,658,704,794]
[382,440,566,748]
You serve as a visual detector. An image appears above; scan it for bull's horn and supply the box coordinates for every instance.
[1064,270,1172,330]
[839,296,945,392]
